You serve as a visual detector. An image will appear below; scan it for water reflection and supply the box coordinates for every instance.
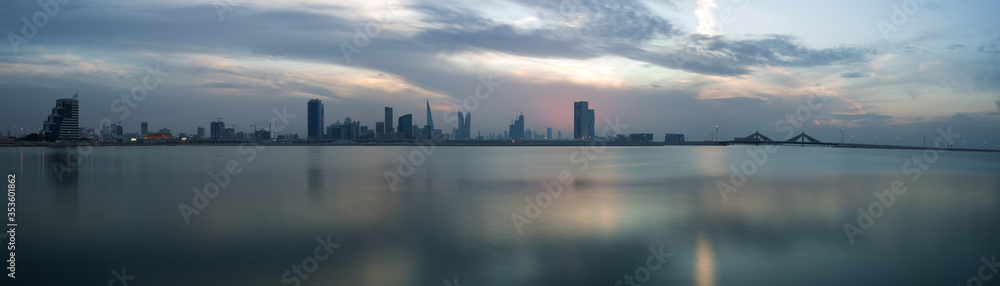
[2,146,998,285]
[695,233,716,286]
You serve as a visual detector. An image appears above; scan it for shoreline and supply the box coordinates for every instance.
[2,140,998,153]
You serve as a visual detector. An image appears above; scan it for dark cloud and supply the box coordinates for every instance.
[829,113,893,128]
[511,0,676,43]
[194,82,254,89]
[620,35,874,76]
[946,44,965,50]
[841,72,867,79]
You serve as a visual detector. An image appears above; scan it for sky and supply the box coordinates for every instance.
[1,0,998,146]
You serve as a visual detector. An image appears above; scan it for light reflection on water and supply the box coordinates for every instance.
[3,145,999,285]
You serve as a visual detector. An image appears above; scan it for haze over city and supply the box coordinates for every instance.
[2,0,999,144]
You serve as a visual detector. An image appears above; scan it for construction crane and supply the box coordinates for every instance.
[251,121,275,141]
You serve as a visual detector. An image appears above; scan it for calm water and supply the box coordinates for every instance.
[3,145,1000,285]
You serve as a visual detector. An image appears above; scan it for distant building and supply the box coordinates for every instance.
[327,122,343,140]
[629,133,653,142]
[384,107,394,134]
[42,92,79,141]
[141,122,148,137]
[342,118,360,140]
[210,121,225,140]
[197,127,205,139]
[573,101,590,139]
[307,99,324,139]
[664,134,685,143]
[375,121,385,138]
[144,132,173,141]
[588,109,595,138]
[425,100,434,134]
[547,127,552,140]
[508,113,524,139]
[397,114,413,139]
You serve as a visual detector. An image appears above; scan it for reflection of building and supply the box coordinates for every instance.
[42,93,80,141]
[664,134,685,143]
[573,101,589,139]
[307,99,324,139]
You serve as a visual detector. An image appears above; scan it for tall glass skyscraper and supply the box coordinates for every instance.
[398,114,413,139]
[573,101,590,139]
[42,92,79,141]
[384,107,393,134]
[307,99,324,139]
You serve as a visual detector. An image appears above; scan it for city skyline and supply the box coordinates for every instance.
[1,1,999,145]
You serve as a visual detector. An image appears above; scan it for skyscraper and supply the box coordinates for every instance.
[307,99,324,139]
[588,109,595,139]
[42,92,79,141]
[425,100,434,136]
[464,112,471,140]
[398,114,413,139]
[455,111,472,140]
[197,127,205,138]
[210,120,225,140]
[573,101,590,139]
[457,111,465,139]
[509,113,524,140]
[547,127,552,140]
[141,122,148,137]
[385,107,393,134]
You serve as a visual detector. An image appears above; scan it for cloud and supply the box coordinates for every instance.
[695,0,720,35]
[194,82,255,89]
[841,72,867,79]
[946,44,966,50]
